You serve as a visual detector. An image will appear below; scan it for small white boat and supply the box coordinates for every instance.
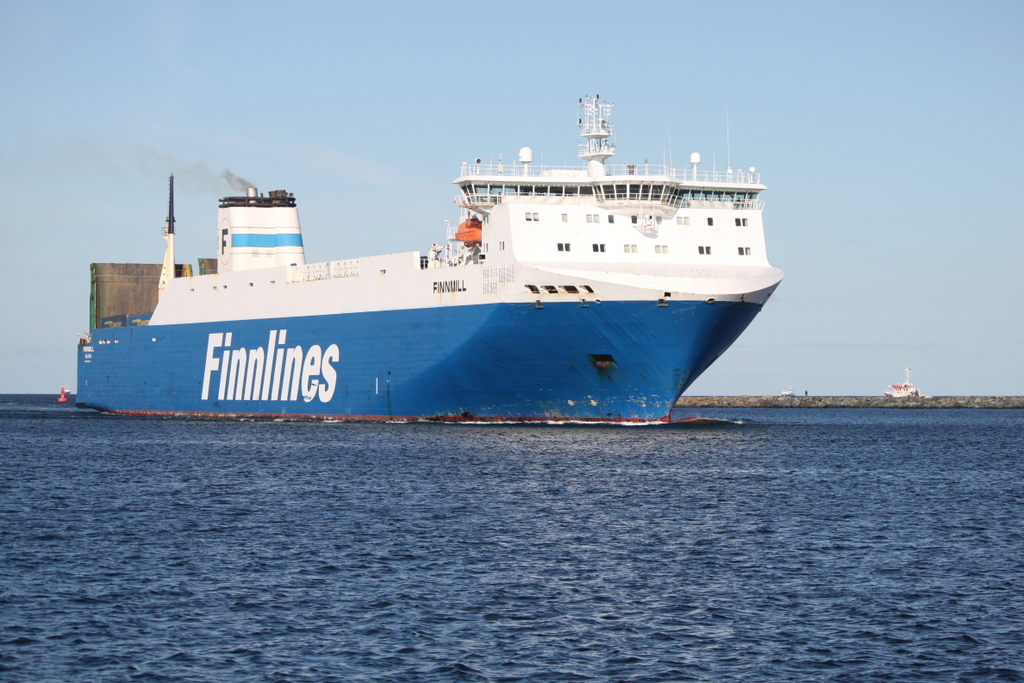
[780,387,796,397]
[884,367,930,398]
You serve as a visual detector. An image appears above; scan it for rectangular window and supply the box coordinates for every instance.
[744,247,751,255]
[526,212,532,221]
[586,214,593,223]
[562,214,568,223]
[683,216,690,225]
[608,215,615,224]
[735,218,742,226]
[533,213,539,221]
[592,243,605,252]
[742,218,748,226]
[707,217,714,226]
[558,243,564,251]
[631,215,638,224]
[655,245,661,254]
[699,246,712,255]
[738,247,745,255]
[656,216,662,224]
[654,245,668,254]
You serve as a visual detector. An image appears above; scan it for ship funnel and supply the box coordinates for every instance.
[217,189,305,273]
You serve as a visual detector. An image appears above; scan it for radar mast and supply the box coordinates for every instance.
[158,174,175,295]
[578,95,615,177]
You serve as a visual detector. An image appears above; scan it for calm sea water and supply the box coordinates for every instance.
[1,395,1022,682]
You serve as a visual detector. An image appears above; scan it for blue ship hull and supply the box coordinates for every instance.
[77,300,762,422]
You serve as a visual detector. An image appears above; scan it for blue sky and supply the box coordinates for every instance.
[2,0,1021,395]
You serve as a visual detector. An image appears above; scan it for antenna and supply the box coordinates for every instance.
[725,102,731,173]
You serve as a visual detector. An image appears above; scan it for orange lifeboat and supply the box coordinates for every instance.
[454,217,482,246]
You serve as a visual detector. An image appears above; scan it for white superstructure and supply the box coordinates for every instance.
[151,96,782,326]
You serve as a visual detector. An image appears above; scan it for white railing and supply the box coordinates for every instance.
[458,161,761,185]
[456,193,765,211]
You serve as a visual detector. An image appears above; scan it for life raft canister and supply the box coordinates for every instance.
[454,217,482,246]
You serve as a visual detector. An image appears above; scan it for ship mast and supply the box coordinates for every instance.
[578,95,615,177]
[158,174,175,296]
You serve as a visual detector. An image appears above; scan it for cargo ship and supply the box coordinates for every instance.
[77,97,784,422]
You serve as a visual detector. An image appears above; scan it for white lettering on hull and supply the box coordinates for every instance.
[201,329,339,404]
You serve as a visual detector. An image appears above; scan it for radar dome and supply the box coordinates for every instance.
[518,147,534,164]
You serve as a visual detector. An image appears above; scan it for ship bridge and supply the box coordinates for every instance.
[455,97,765,215]
[455,164,765,214]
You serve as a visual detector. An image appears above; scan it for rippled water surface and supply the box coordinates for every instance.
[2,395,1023,681]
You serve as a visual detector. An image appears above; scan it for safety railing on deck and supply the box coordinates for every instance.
[458,162,761,185]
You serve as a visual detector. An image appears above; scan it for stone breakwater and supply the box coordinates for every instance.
[675,396,1024,409]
